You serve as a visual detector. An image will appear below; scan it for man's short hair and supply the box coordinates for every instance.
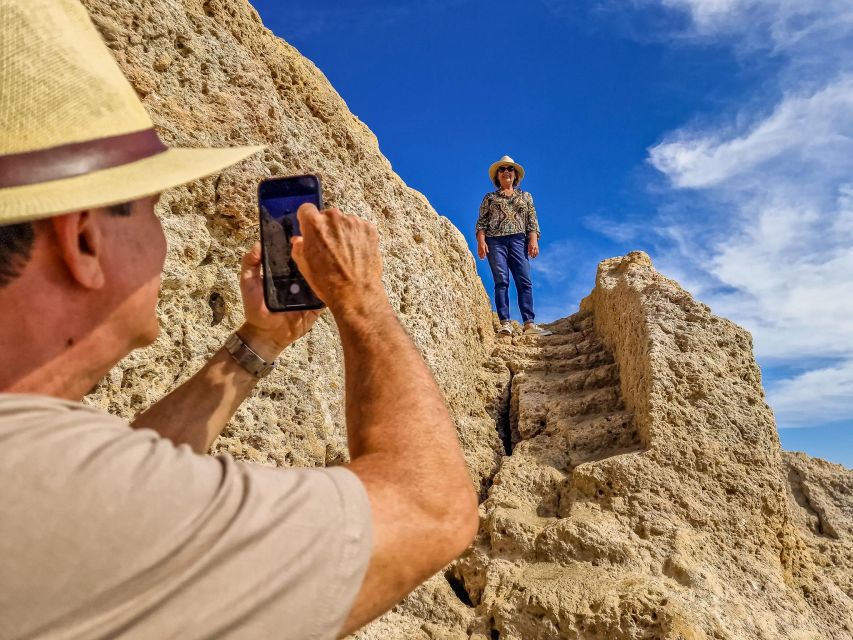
[0,223,35,287]
[0,202,134,288]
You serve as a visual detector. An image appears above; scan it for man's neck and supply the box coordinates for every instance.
[0,284,127,401]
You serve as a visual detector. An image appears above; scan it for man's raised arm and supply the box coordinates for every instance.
[291,204,479,636]
[131,243,321,452]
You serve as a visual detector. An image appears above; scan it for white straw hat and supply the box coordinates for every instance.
[488,155,525,186]
[0,0,263,225]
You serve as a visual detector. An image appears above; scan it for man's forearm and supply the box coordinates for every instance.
[131,325,285,453]
[337,296,471,502]
[288,204,478,636]
[335,293,477,635]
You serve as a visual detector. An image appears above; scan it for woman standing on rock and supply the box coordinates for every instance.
[476,155,551,336]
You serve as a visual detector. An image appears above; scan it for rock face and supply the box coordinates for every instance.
[355,252,853,640]
[80,0,505,494]
[78,1,852,638]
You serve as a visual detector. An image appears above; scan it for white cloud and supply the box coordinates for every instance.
[658,0,853,54]
[543,0,853,59]
[660,0,742,30]
[637,0,853,430]
[698,195,853,360]
[767,361,853,428]
[528,240,601,323]
[582,213,648,244]
[530,240,578,285]
[649,78,853,189]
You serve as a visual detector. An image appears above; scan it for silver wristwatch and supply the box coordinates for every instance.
[224,333,278,378]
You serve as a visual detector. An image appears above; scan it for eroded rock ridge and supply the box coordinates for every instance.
[78,2,852,638]
[355,253,852,640]
[81,0,504,494]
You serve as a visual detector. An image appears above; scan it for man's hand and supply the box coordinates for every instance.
[291,204,386,316]
[239,242,322,360]
[528,233,540,259]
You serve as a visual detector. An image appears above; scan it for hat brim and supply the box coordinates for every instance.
[0,145,263,225]
[488,160,525,185]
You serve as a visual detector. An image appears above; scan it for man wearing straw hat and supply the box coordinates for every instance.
[0,1,478,638]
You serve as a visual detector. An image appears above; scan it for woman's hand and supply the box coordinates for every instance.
[477,240,489,259]
[238,241,322,361]
[528,234,540,259]
[476,231,489,259]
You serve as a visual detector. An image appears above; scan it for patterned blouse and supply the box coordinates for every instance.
[476,189,541,238]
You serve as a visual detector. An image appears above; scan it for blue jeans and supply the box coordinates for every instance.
[486,233,535,323]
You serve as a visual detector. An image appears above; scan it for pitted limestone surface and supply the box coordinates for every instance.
[355,256,852,640]
[79,0,506,494]
[74,2,852,637]
[454,313,647,639]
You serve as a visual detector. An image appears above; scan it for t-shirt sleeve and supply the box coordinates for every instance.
[0,408,373,640]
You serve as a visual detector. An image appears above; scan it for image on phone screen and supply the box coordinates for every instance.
[259,176,325,311]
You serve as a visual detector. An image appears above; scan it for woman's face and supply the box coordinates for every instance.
[498,166,516,189]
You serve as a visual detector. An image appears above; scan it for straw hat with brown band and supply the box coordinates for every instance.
[0,0,263,226]
[488,155,525,187]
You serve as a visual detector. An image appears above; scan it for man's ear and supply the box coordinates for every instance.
[51,211,106,289]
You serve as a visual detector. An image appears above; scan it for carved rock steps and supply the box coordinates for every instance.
[456,312,645,639]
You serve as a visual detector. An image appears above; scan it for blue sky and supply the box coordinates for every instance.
[252,0,853,468]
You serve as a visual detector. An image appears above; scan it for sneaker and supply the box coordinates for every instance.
[498,321,513,335]
[523,323,553,336]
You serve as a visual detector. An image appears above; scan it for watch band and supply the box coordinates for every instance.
[224,333,278,378]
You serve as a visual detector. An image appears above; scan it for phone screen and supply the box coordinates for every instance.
[259,175,325,311]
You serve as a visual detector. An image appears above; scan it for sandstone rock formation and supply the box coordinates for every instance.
[355,252,853,640]
[80,0,505,495]
[79,1,852,638]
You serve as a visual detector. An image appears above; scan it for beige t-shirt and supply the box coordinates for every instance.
[0,394,373,640]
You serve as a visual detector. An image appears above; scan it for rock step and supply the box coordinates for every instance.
[515,362,619,395]
[553,411,639,466]
[521,349,614,375]
[511,337,607,361]
[544,312,594,334]
[480,409,639,558]
[456,310,647,634]
[518,329,591,347]
[514,386,624,441]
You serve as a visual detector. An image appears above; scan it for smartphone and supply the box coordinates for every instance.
[258,174,326,312]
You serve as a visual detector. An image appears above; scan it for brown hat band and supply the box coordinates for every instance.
[0,129,168,190]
